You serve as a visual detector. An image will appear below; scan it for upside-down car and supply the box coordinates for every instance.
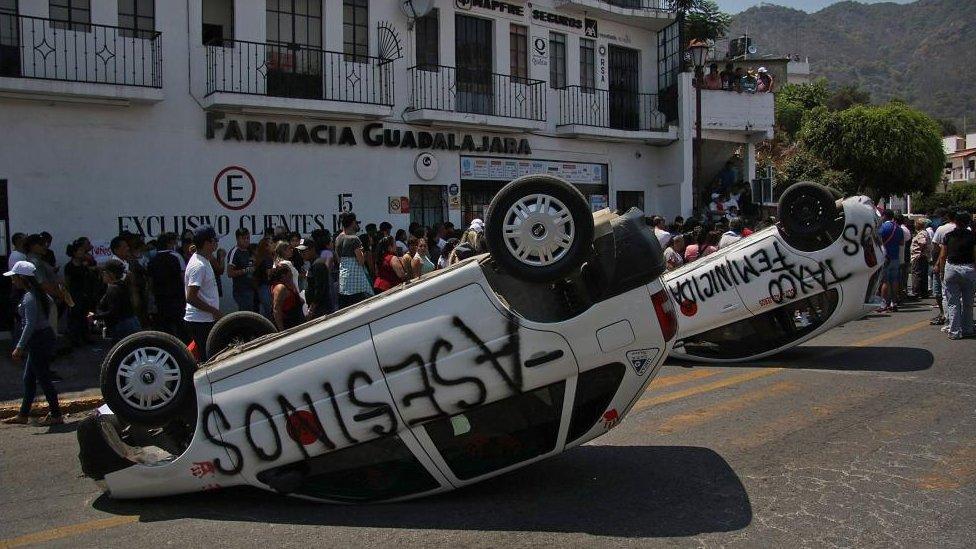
[666,182,883,363]
[77,175,678,503]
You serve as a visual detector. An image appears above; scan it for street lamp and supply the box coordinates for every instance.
[688,40,709,214]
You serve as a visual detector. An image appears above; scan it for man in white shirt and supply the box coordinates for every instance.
[719,219,744,249]
[930,211,957,325]
[7,233,26,270]
[185,226,222,360]
[652,217,672,248]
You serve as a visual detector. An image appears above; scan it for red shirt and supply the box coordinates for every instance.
[373,254,401,292]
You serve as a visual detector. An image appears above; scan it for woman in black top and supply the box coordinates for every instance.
[936,212,976,339]
[64,241,97,345]
[90,260,141,343]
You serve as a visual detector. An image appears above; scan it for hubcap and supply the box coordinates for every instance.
[502,193,575,267]
[115,347,182,411]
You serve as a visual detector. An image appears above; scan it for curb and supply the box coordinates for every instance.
[0,396,103,419]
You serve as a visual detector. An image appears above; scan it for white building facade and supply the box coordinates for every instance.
[0,0,772,253]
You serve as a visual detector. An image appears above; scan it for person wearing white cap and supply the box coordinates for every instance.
[757,67,774,93]
[2,261,62,425]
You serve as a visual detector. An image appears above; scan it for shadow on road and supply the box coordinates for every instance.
[756,346,934,372]
[92,445,751,538]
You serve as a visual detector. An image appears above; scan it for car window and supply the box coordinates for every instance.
[567,363,625,444]
[256,435,440,502]
[678,289,840,360]
[423,382,565,480]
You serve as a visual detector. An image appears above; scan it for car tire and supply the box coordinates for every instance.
[100,331,197,427]
[485,175,595,283]
[207,311,277,358]
[778,181,837,238]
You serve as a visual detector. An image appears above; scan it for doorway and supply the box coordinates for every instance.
[608,45,639,131]
[265,0,323,99]
[455,14,493,115]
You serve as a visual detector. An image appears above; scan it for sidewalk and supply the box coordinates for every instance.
[0,338,109,417]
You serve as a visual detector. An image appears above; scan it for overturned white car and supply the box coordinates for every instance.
[667,183,883,363]
[78,175,678,503]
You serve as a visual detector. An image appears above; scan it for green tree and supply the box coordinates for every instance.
[800,102,945,199]
[826,85,871,111]
[936,118,959,136]
[774,79,829,139]
[685,0,731,42]
[773,144,858,197]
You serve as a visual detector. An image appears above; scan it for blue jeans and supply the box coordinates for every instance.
[20,327,60,417]
[944,263,976,337]
[233,287,256,312]
[257,284,272,320]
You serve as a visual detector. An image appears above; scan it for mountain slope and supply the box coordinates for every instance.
[729,0,976,124]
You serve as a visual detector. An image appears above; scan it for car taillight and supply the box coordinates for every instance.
[651,289,678,342]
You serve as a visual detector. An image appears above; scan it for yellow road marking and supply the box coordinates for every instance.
[631,368,783,414]
[652,380,799,435]
[0,516,138,548]
[850,320,931,348]
[917,439,976,490]
[648,368,719,390]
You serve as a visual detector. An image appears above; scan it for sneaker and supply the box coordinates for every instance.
[3,414,29,425]
[948,333,964,341]
[931,317,946,325]
[38,414,64,426]
[941,326,951,334]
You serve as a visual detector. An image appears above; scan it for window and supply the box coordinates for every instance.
[266,0,323,99]
[616,191,644,213]
[509,24,527,82]
[254,435,440,502]
[580,38,595,91]
[679,290,841,360]
[202,0,234,46]
[49,0,89,32]
[267,0,322,48]
[549,32,566,89]
[118,0,154,38]
[409,185,447,229]
[567,363,625,444]
[343,0,368,61]
[415,9,438,70]
[424,382,565,480]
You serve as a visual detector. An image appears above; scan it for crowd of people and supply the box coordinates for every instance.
[4,200,975,425]
[697,62,775,94]
[1,214,491,425]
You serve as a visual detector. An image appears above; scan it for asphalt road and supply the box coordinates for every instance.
[2,300,974,548]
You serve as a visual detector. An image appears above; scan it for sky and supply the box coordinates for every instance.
[715,0,915,14]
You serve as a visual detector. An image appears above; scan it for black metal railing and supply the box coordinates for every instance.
[205,39,394,106]
[602,0,673,11]
[557,86,667,131]
[407,65,546,122]
[0,13,161,88]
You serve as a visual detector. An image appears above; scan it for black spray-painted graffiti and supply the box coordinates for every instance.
[200,314,524,475]
[667,224,876,308]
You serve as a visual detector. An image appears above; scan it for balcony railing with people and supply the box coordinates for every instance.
[0,13,161,88]
[557,86,668,132]
[205,39,394,106]
[406,65,547,122]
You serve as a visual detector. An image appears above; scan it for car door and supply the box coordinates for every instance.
[666,249,748,338]
[370,283,578,485]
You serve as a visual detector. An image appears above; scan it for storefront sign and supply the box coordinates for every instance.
[532,9,582,30]
[589,194,608,212]
[531,36,548,67]
[460,157,607,185]
[448,183,461,210]
[585,19,598,38]
[455,0,524,16]
[415,152,439,181]
[598,45,607,84]
[206,114,532,156]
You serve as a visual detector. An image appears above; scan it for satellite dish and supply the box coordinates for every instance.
[401,0,434,19]
[747,45,759,55]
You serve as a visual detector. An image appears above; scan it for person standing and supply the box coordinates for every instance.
[719,219,744,249]
[273,240,301,291]
[270,265,304,330]
[305,240,333,320]
[935,212,975,340]
[252,237,275,320]
[63,241,96,346]
[90,260,140,343]
[651,217,672,249]
[147,233,187,341]
[184,226,222,361]
[373,236,408,294]
[930,210,956,325]
[909,218,931,299]
[227,228,256,312]
[336,212,372,308]
[665,235,686,271]
[8,233,27,270]
[877,210,905,312]
[2,261,61,426]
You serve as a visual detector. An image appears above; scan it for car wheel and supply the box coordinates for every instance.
[485,175,595,283]
[207,311,277,358]
[778,181,837,238]
[99,331,197,427]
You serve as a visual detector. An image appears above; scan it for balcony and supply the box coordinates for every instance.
[554,0,676,31]
[556,86,675,142]
[203,39,394,119]
[0,13,162,104]
[699,88,774,141]
[404,65,546,132]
